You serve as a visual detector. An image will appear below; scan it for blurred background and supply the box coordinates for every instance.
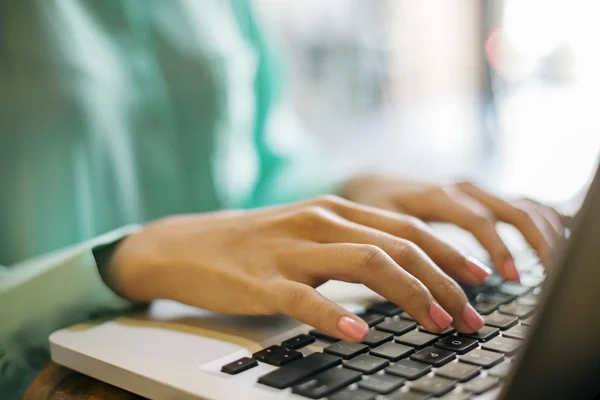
[255,0,600,206]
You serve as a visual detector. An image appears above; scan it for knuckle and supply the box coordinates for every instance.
[400,216,428,238]
[277,284,311,310]
[395,241,423,266]
[297,206,332,224]
[514,207,535,225]
[438,278,466,310]
[356,244,387,271]
[467,213,494,230]
[405,279,429,306]
[314,194,345,209]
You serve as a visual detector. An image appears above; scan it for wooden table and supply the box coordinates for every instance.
[23,362,145,400]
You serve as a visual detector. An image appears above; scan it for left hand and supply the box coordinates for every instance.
[342,175,566,281]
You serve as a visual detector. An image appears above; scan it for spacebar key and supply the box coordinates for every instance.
[258,353,342,389]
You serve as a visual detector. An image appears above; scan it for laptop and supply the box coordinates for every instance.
[49,165,600,400]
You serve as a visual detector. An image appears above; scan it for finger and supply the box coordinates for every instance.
[320,197,492,284]
[457,183,554,267]
[425,189,518,281]
[525,199,565,240]
[513,201,558,266]
[275,281,369,342]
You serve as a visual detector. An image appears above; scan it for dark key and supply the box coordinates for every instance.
[359,373,405,394]
[395,330,437,348]
[309,329,340,342]
[282,333,315,350]
[499,282,531,297]
[484,312,519,330]
[482,336,522,356]
[516,294,539,307]
[436,362,480,382]
[459,349,504,368]
[253,345,286,362]
[383,392,429,400]
[344,354,389,374]
[411,346,456,367]
[411,375,456,396]
[458,325,499,342]
[221,357,258,375]
[258,352,342,389]
[473,301,499,315]
[386,359,432,380]
[370,342,414,361]
[435,336,478,354]
[324,341,369,359]
[483,292,515,305]
[521,316,534,326]
[488,361,513,378]
[376,319,417,335]
[438,393,470,400]
[462,376,500,394]
[399,312,416,321]
[330,388,377,400]
[368,301,403,317]
[263,348,303,366]
[503,324,530,340]
[498,303,535,318]
[360,313,386,327]
[363,330,394,347]
[418,325,456,336]
[292,367,362,399]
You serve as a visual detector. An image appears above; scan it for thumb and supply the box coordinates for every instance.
[277,282,369,343]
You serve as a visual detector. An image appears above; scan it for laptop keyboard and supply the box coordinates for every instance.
[220,254,543,399]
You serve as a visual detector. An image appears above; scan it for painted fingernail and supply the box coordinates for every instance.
[429,302,453,329]
[465,256,493,281]
[504,258,520,282]
[337,316,369,342]
[463,304,485,332]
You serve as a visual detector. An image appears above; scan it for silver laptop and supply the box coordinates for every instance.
[49,165,600,400]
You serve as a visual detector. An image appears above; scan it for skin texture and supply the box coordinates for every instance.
[108,177,564,343]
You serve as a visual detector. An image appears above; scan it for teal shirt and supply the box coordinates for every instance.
[0,1,343,397]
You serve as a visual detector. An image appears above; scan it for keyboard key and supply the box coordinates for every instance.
[360,313,386,327]
[344,354,389,374]
[411,375,456,396]
[435,336,478,354]
[330,388,377,400]
[498,303,535,318]
[292,367,362,399]
[370,342,414,361]
[359,374,405,394]
[459,349,504,368]
[395,330,438,348]
[482,336,522,356]
[484,312,519,330]
[376,319,417,335]
[258,352,342,389]
[253,345,302,365]
[400,312,416,321]
[386,359,432,380]
[309,329,340,342]
[221,357,258,375]
[520,274,544,288]
[368,301,403,316]
[459,325,499,342]
[488,361,513,378]
[483,292,514,305]
[462,376,500,394]
[383,392,429,400]
[418,325,456,336]
[499,282,531,297]
[362,330,394,347]
[282,333,315,350]
[324,341,369,360]
[473,301,499,315]
[436,362,480,382]
[503,324,530,340]
[521,316,534,326]
[516,294,540,307]
[411,346,456,367]
[438,392,470,400]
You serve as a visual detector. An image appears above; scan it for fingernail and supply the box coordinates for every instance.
[462,304,485,332]
[429,302,453,329]
[465,256,493,281]
[504,258,520,282]
[337,316,369,342]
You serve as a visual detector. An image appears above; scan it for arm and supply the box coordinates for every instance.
[0,226,140,398]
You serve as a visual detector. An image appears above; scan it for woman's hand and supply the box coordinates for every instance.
[108,195,491,343]
[342,175,567,281]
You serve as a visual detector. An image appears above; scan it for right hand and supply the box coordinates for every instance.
[108,195,490,343]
